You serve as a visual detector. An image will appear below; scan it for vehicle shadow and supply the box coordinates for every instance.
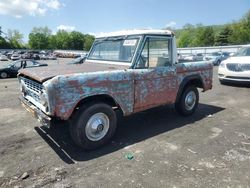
[35,103,225,164]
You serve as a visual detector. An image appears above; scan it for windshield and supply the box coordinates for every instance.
[88,37,139,63]
[6,61,21,68]
[5,62,15,68]
[235,47,250,56]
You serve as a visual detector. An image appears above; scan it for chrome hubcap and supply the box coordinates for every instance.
[85,113,109,141]
[185,91,196,111]
[1,72,7,78]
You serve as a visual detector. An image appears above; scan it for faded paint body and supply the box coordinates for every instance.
[18,31,213,123]
[19,60,212,120]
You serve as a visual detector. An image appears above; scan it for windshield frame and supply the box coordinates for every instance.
[86,35,142,66]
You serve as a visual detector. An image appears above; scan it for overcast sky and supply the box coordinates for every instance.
[0,0,249,42]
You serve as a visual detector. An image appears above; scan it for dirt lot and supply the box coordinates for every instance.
[0,61,250,188]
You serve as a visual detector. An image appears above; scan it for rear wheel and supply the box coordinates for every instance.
[69,103,117,150]
[175,85,199,116]
[0,72,8,79]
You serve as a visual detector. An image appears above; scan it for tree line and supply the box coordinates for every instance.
[175,10,250,48]
[0,27,95,51]
[1,10,250,50]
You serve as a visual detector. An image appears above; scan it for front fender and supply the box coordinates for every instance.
[50,71,134,120]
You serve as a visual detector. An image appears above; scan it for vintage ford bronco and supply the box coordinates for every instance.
[18,30,213,150]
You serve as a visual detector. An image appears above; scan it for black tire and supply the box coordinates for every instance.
[175,85,199,116]
[69,103,117,150]
[0,72,8,79]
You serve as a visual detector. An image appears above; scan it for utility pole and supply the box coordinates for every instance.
[0,26,2,36]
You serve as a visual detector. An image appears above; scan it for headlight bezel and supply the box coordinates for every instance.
[39,88,48,107]
[219,61,226,68]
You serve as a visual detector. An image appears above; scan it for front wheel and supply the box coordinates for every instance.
[0,72,8,79]
[175,85,199,116]
[69,103,117,150]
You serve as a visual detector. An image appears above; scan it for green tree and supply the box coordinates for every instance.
[177,24,196,47]
[83,34,95,50]
[28,27,52,49]
[177,30,192,47]
[0,36,10,49]
[214,26,232,46]
[48,35,57,49]
[68,31,85,50]
[202,26,215,46]
[55,30,70,49]
[229,10,250,44]
[7,29,24,48]
[193,25,214,47]
[229,22,249,44]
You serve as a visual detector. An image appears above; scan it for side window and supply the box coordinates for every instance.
[13,61,22,69]
[25,61,35,68]
[137,37,172,68]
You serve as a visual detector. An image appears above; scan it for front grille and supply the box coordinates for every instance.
[20,77,43,102]
[227,63,250,72]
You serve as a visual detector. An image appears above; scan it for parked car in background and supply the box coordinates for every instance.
[0,54,8,61]
[21,52,32,59]
[183,54,196,61]
[6,51,15,59]
[40,53,57,60]
[67,56,87,65]
[182,53,203,61]
[40,53,49,60]
[195,53,204,61]
[0,51,8,55]
[48,54,57,60]
[0,59,48,79]
[218,46,250,84]
[204,52,230,65]
[33,54,40,60]
[11,53,21,61]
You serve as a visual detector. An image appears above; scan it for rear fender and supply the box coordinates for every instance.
[175,75,204,103]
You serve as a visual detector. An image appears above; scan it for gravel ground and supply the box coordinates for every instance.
[0,60,250,188]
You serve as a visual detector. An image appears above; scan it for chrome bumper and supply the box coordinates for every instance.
[20,96,51,128]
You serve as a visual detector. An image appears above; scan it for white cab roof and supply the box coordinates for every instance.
[96,29,173,38]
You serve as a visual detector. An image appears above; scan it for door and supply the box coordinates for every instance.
[133,36,178,112]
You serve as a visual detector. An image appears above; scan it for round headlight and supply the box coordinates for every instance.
[220,62,226,68]
[40,90,48,106]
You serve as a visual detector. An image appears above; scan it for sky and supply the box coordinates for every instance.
[0,0,249,42]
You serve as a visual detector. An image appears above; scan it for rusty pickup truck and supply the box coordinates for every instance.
[18,30,213,150]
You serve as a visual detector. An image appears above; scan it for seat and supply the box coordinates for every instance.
[149,57,170,67]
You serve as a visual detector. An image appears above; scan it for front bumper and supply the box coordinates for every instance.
[20,96,51,128]
[218,75,250,83]
[218,67,250,83]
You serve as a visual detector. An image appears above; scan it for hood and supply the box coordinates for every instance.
[223,56,250,64]
[18,61,130,82]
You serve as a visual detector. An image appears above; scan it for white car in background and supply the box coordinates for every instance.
[218,46,250,84]
[0,54,8,61]
[11,53,21,61]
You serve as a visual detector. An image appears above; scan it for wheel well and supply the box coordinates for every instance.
[176,77,203,103]
[185,78,203,89]
[73,94,122,114]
